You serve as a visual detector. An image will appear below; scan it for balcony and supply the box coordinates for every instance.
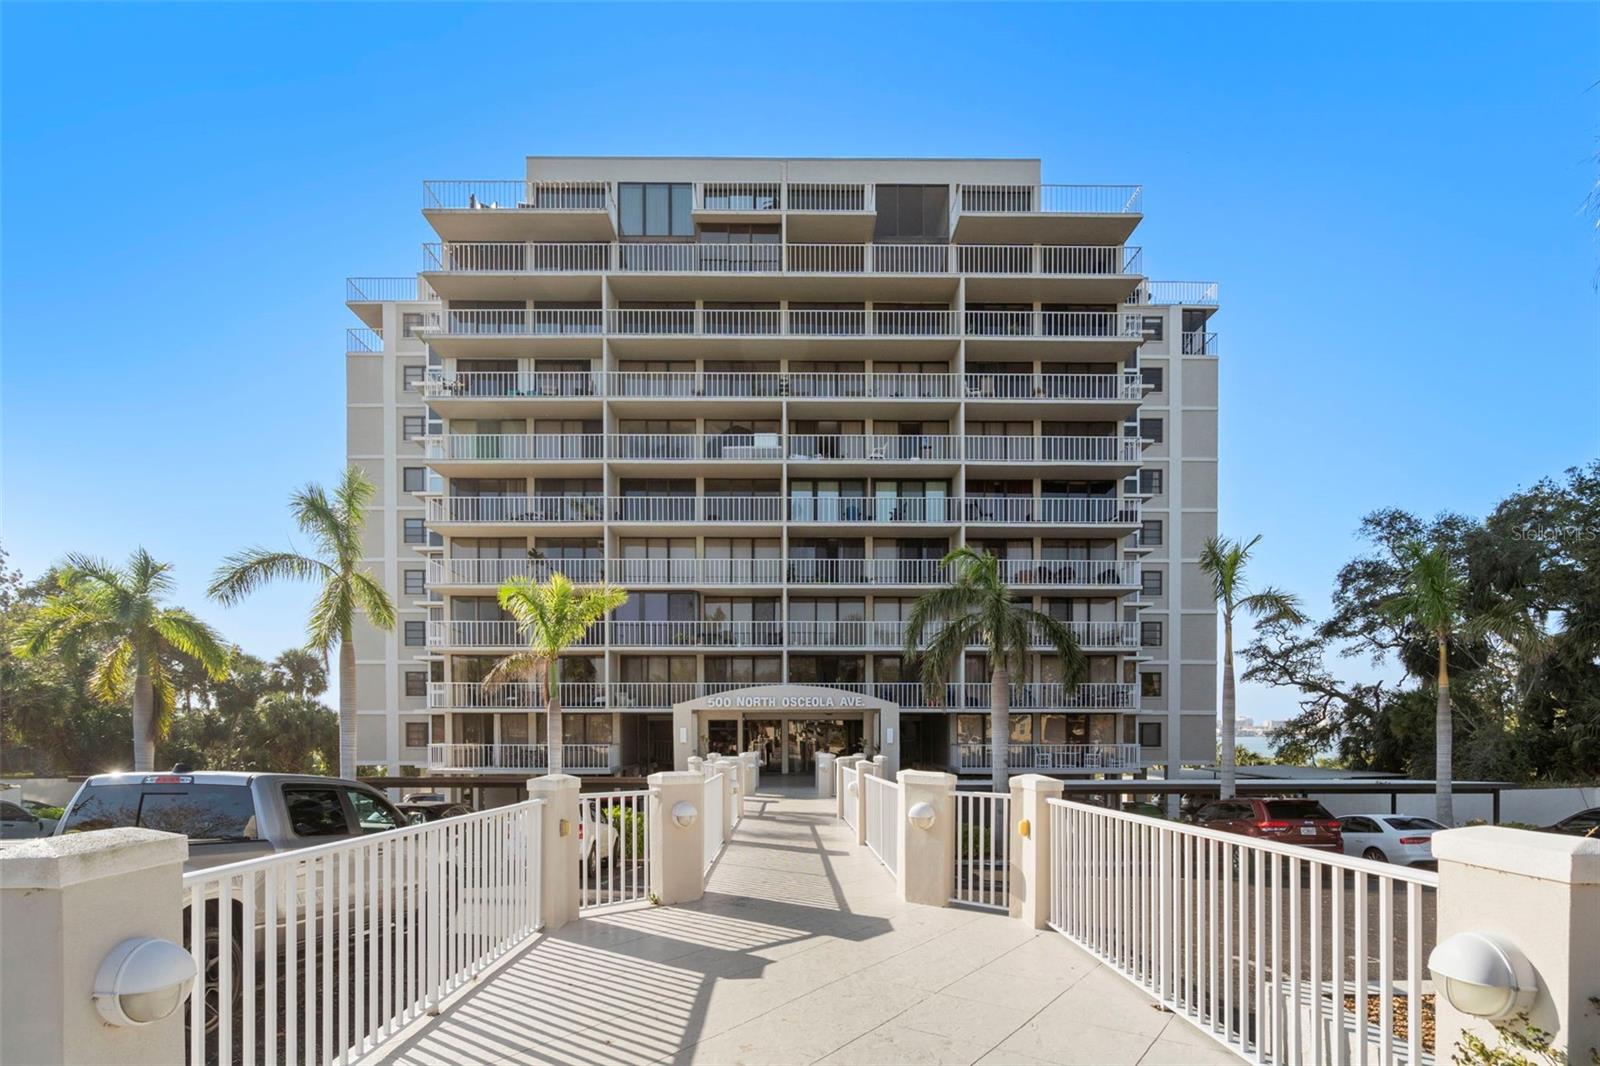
[346,327,381,353]
[427,557,605,587]
[997,559,1141,588]
[963,496,1140,526]
[1181,330,1219,356]
[608,620,784,647]
[607,558,784,586]
[427,495,605,525]
[426,681,607,710]
[784,620,1137,650]
[955,681,1138,709]
[964,435,1142,466]
[344,277,438,328]
[1125,281,1219,307]
[786,434,960,463]
[950,184,1143,244]
[951,742,1143,773]
[426,742,617,774]
[421,181,615,241]
[426,619,602,650]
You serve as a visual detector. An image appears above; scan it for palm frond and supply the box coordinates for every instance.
[483,651,548,688]
[209,549,329,604]
[152,609,232,678]
[1025,610,1088,688]
[88,638,134,705]
[1240,587,1308,627]
[349,568,396,631]
[916,616,978,703]
[304,577,351,655]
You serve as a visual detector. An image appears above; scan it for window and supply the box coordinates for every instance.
[1141,672,1163,698]
[618,182,693,237]
[403,569,425,596]
[404,722,428,748]
[403,518,426,544]
[1141,621,1163,647]
[1140,520,1163,546]
[1142,570,1163,597]
[1140,366,1163,392]
[402,364,425,391]
[431,716,446,743]
[345,789,402,834]
[59,784,259,840]
[283,787,349,837]
[402,415,425,440]
[1139,468,1163,496]
[873,185,950,242]
[403,466,426,493]
[404,621,425,646]
[1138,722,1163,748]
[404,670,427,697]
[1141,418,1164,444]
[402,312,426,338]
[1140,316,1164,341]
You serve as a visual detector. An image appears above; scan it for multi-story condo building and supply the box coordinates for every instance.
[345,156,1218,802]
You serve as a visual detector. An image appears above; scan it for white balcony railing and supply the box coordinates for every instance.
[784,620,1136,649]
[787,182,871,211]
[1126,280,1220,306]
[608,620,784,647]
[422,180,611,212]
[964,310,1142,339]
[964,435,1141,464]
[786,496,956,523]
[962,372,1142,401]
[427,619,603,649]
[423,242,613,273]
[425,434,604,462]
[786,558,949,585]
[955,184,1143,215]
[786,434,961,462]
[1182,330,1220,356]
[425,681,608,710]
[953,742,1143,771]
[608,557,784,586]
[427,742,616,772]
[346,277,436,302]
[963,496,1139,525]
[420,371,602,399]
[610,495,784,522]
[607,433,785,461]
[996,559,1141,587]
[695,181,782,212]
[427,495,605,523]
[954,681,1137,709]
[427,557,605,586]
[609,682,704,709]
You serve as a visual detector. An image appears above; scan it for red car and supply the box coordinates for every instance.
[1193,798,1343,852]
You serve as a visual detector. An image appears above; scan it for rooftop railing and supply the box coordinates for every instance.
[955,184,1143,215]
[1182,330,1220,356]
[1126,281,1220,306]
[345,277,437,302]
[346,327,382,352]
[423,180,612,211]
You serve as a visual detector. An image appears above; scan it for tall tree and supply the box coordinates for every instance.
[1198,535,1305,798]
[485,573,626,775]
[13,548,231,771]
[1380,540,1538,824]
[270,647,329,699]
[210,467,394,778]
[903,547,1086,793]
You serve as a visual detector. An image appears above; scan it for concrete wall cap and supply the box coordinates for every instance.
[1010,775,1067,794]
[525,774,581,795]
[896,769,956,787]
[1432,826,1600,885]
[648,771,707,787]
[0,828,188,890]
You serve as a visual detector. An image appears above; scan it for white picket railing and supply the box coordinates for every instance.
[577,790,652,911]
[841,765,860,834]
[181,799,543,1066]
[953,742,1143,772]
[704,773,726,873]
[1047,800,1436,1065]
[863,773,901,878]
[952,791,1010,911]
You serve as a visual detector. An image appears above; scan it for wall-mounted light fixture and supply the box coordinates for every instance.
[1428,932,1538,1021]
[93,938,197,1027]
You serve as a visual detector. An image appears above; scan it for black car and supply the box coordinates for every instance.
[398,800,471,824]
[1543,807,1600,838]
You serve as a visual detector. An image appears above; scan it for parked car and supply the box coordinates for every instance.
[1337,814,1443,865]
[56,771,411,870]
[0,800,47,839]
[1542,807,1600,838]
[1192,798,1343,852]
[20,799,63,833]
[404,792,449,804]
[398,800,472,824]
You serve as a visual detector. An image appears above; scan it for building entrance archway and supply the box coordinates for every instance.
[670,684,901,779]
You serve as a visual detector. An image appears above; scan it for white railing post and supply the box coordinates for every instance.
[713,758,737,840]
[853,759,876,845]
[1432,827,1600,1060]
[896,770,956,908]
[739,750,759,795]
[1008,774,1064,928]
[0,829,188,1065]
[816,752,837,797]
[647,772,705,905]
[835,753,864,820]
[525,774,580,931]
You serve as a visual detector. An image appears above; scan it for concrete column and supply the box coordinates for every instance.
[687,755,703,776]
[835,754,864,820]
[816,752,836,798]
[739,750,759,794]
[879,703,901,776]
[862,709,878,758]
[852,758,876,845]
[526,774,580,931]
[713,757,738,838]
[1,828,189,1065]
[1008,774,1065,928]
[647,772,706,905]
[896,770,956,908]
[671,703,695,770]
[1432,827,1600,1060]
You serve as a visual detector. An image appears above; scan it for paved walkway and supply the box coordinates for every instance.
[377,786,1239,1065]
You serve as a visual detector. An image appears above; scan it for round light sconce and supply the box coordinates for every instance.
[1428,932,1538,1021]
[671,801,698,829]
[93,937,197,1027]
[907,801,937,830]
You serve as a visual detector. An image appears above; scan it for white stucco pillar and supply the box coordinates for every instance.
[1431,827,1600,1060]
[879,703,901,776]
[648,772,706,905]
[835,754,864,820]
[852,758,876,845]
[896,769,956,908]
[816,752,837,797]
[1008,774,1065,928]
[1,828,189,1065]
[671,704,695,770]
[526,774,580,931]
[713,757,738,837]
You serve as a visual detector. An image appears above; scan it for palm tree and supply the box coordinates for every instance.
[1380,540,1538,825]
[904,547,1086,793]
[485,572,627,776]
[210,467,394,778]
[270,647,328,699]
[1198,535,1305,801]
[13,548,231,771]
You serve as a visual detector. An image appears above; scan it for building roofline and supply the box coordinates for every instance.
[524,155,1043,164]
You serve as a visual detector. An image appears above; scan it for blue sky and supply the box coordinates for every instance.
[3,3,1597,721]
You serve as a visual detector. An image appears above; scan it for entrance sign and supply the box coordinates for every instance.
[706,693,865,709]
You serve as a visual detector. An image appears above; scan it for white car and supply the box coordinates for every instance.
[1337,814,1444,866]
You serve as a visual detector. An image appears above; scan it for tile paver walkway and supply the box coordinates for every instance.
[377,783,1240,1065]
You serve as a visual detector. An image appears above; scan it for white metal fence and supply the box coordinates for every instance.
[841,765,860,834]
[577,790,652,912]
[1046,800,1436,1065]
[863,773,901,878]
[180,799,544,1066]
[704,773,726,873]
[952,791,1011,911]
